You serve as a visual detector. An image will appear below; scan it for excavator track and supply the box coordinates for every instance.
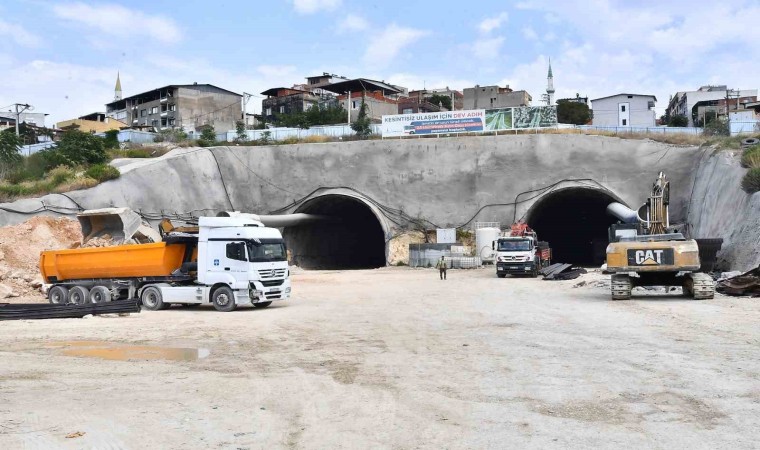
[611,274,633,300]
[684,272,715,300]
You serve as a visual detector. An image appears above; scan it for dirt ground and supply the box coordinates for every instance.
[1,267,759,449]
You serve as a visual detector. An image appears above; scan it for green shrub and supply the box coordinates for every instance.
[103,129,120,149]
[47,166,75,185]
[278,137,300,145]
[742,168,760,193]
[85,164,120,182]
[741,145,760,168]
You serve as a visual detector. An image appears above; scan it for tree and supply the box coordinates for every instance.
[556,99,592,125]
[0,129,22,175]
[103,129,120,149]
[351,97,372,138]
[427,94,452,110]
[43,129,107,167]
[668,114,689,127]
[235,120,248,142]
[304,103,346,126]
[197,125,217,147]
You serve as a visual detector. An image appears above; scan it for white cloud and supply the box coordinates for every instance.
[52,3,181,44]
[478,12,508,34]
[472,37,505,59]
[0,19,41,47]
[521,26,538,41]
[364,24,429,68]
[291,0,341,14]
[337,14,369,33]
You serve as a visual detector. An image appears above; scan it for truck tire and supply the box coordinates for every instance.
[212,286,236,312]
[69,286,90,305]
[141,286,165,311]
[497,273,506,278]
[90,286,112,304]
[253,301,272,308]
[48,285,69,305]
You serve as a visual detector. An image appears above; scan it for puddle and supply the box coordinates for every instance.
[46,341,210,361]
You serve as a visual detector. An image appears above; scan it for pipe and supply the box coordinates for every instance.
[216,211,333,227]
[606,202,639,224]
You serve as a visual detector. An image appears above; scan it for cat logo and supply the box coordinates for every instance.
[635,249,664,265]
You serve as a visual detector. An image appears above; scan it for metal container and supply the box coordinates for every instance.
[475,226,501,264]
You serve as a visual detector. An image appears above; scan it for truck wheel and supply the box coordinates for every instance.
[69,286,90,305]
[48,285,69,305]
[497,273,506,278]
[90,286,112,304]
[253,301,272,308]
[212,287,236,312]
[141,286,165,311]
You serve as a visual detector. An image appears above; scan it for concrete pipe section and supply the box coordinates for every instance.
[282,194,386,269]
[526,187,624,266]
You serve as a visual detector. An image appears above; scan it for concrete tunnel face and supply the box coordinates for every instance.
[282,195,386,269]
[526,188,622,266]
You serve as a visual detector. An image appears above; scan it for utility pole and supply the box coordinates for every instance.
[10,103,32,137]
[242,92,252,128]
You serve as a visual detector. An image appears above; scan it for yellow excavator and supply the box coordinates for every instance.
[605,172,716,300]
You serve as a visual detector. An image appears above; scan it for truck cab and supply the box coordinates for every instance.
[495,236,540,277]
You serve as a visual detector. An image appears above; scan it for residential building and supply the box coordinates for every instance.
[320,78,406,123]
[260,87,332,121]
[106,82,243,132]
[56,112,127,133]
[404,88,464,112]
[463,85,532,110]
[590,93,656,127]
[666,85,758,127]
[557,93,589,105]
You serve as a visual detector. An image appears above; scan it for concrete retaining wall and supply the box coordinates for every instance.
[687,149,760,271]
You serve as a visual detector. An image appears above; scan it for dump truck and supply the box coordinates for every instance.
[494,223,552,278]
[39,215,290,312]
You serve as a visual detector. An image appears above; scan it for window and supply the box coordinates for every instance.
[402,108,413,114]
[168,118,176,126]
[151,119,159,128]
[161,104,168,112]
[279,106,285,113]
[621,105,626,112]
[247,240,287,262]
[265,108,272,116]
[150,106,158,114]
[140,109,147,117]
[352,100,358,109]
[226,242,247,261]
[627,95,633,98]
[161,118,167,127]
[622,119,627,126]
[168,104,176,111]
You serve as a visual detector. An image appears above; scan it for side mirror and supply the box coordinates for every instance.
[491,241,495,250]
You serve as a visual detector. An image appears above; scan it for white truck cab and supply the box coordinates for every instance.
[495,236,539,277]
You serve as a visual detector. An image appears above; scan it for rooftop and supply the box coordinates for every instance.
[106,83,242,108]
[320,78,403,95]
[590,93,657,102]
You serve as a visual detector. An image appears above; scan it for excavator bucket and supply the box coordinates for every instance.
[77,208,161,244]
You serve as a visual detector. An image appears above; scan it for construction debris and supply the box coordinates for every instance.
[0,299,141,321]
[540,263,588,281]
[716,265,760,297]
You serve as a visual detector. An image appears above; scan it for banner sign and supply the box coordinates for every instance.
[382,106,557,137]
[381,110,485,137]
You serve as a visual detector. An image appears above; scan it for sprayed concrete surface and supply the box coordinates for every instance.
[1,268,759,449]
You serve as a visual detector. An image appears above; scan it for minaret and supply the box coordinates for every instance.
[546,58,555,106]
[114,72,122,101]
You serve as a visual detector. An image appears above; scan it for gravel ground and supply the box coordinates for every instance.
[1,267,759,449]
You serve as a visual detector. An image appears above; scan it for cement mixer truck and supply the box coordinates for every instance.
[39,215,290,312]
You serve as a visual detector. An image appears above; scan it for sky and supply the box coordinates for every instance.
[1,0,759,125]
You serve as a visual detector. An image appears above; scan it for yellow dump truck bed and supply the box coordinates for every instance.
[39,242,187,283]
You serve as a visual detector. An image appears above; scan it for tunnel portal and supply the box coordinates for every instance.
[283,195,386,269]
[526,188,622,266]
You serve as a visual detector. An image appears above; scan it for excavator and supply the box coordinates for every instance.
[605,172,716,300]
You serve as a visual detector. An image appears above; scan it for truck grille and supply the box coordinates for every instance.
[261,279,284,287]
[258,268,286,279]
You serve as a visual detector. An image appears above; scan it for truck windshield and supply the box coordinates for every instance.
[498,240,531,251]
[247,239,287,262]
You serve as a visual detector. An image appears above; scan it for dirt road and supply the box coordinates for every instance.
[1,268,759,449]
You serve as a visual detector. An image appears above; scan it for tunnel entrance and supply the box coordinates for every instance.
[283,195,386,269]
[526,188,621,266]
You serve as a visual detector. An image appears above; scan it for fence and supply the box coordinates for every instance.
[408,243,481,269]
[19,141,56,156]
[224,124,383,142]
[570,124,704,135]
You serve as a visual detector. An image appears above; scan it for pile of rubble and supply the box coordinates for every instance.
[717,266,760,297]
[0,216,82,299]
